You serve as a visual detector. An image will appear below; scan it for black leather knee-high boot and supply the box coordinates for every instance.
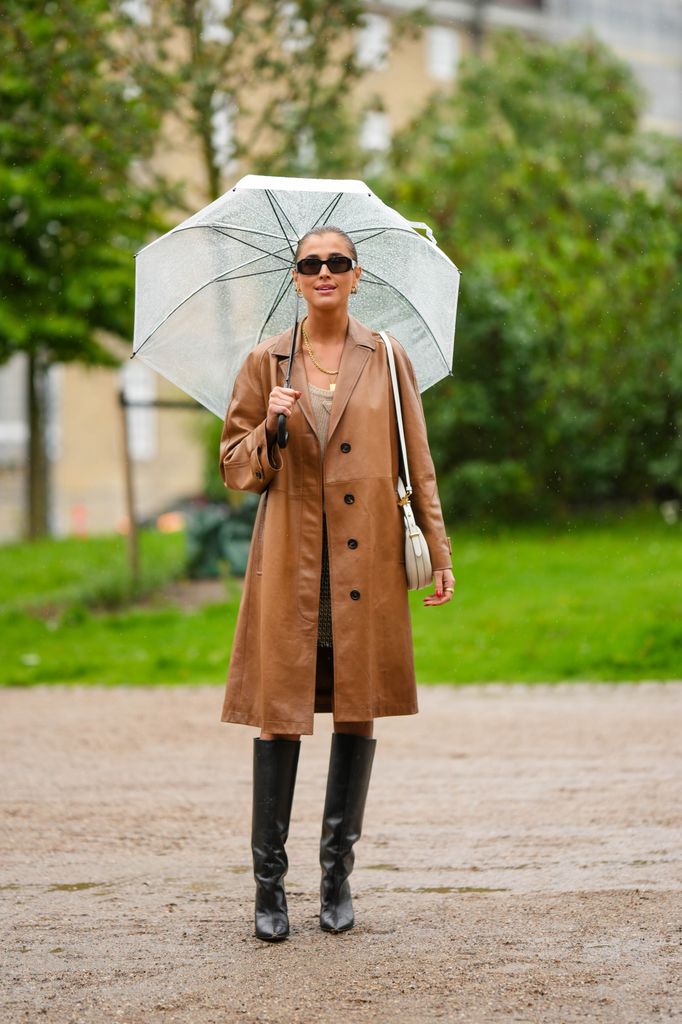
[319,732,377,933]
[251,737,301,942]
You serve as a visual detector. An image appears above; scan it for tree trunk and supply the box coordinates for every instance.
[26,349,50,539]
[471,0,488,55]
[183,0,222,201]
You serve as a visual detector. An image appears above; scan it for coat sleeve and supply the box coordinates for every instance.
[390,337,453,570]
[219,348,284,494]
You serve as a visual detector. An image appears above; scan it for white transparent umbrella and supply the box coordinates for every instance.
[132,174,460,422]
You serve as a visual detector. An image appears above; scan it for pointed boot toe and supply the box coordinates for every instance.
[320,877,355,932]
[255,907,290,942]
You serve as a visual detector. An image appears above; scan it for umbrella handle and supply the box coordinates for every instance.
[276,296,300,451]
[277,412,288,449]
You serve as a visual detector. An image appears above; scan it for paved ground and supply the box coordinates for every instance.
[2,682,681,1023]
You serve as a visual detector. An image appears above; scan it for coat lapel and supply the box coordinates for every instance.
[327,316,376,446]
[272,315,377,446]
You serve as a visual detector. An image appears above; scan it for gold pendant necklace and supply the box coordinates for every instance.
[301,319,338,392]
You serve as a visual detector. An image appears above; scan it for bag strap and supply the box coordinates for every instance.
[379,330,412,499]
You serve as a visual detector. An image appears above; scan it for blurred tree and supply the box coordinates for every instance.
[1,0,425,537]
[147,0,424,500]
[379,32,682,519]
[152,0,423,201]
[0,0,173,536]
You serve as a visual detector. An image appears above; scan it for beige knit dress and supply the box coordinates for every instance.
[308,382,334,649]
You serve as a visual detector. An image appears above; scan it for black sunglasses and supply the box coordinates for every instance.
[295,255,357,275]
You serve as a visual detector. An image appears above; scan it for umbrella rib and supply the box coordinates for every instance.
[353,269,387,285]
[216,237,294,273]
[135,229,299,356]
[171,223,290,245]
[346,225,423,235]
[134,259,289,356]
[207,228,294,266]
[213,242,291,280]
[269,191,300,240]
[359,269,452,378]
[159,224,294,274]
[219,266,289,282]
[347,228,389,246]
[346,225,461,270]
[256,273,294,344]
[265,191,298,254]
[309,192,344,230]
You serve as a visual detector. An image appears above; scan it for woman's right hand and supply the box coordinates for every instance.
[265,386,302,437]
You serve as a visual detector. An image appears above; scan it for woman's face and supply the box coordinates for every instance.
[292,232,361,315]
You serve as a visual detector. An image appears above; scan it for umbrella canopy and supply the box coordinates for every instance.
[133,174,460,419]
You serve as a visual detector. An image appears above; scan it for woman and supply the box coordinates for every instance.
[219,225,455,942]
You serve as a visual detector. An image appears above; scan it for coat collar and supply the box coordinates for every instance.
[273,316,378,447]
[270,314,377,357]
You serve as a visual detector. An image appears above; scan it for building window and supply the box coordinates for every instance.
[360,110,391,152]
[281,1,308,52]
[426,25,460,82]
[0,355,27,467]
[202,0,232,44]
[356,14,389,70]
[120,0,152,26]
[45,364,62,462]
[297,127,316,170]
[0,355,60,465]
[211,91,235,172]
[122,361,157,462]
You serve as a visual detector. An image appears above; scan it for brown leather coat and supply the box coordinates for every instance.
[219,315,452,734]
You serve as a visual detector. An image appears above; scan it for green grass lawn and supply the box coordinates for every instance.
[0,530,186,614]
[1,512,680,686]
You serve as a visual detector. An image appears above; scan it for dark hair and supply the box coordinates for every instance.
[294,224,358,263]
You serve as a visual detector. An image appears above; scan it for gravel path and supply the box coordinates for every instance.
[2,682,681,1023]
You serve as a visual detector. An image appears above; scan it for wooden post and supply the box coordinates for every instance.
[26,350,50,538]
[119,391,140,585]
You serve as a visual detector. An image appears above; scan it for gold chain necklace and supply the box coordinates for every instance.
[301,318,339,392]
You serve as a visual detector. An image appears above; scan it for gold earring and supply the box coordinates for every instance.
[351,284,358,294]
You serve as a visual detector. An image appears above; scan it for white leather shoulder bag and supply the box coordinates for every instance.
[379,331,433,591]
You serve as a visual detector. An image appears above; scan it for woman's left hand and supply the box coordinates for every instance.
[423,567,456,607]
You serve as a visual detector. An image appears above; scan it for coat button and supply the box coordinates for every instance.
[347,538,358,549]
[344,493,355,505]
[340,442,351,453]
[350,589,361,600]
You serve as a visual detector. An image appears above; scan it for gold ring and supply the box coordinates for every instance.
[445,587,454,593]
